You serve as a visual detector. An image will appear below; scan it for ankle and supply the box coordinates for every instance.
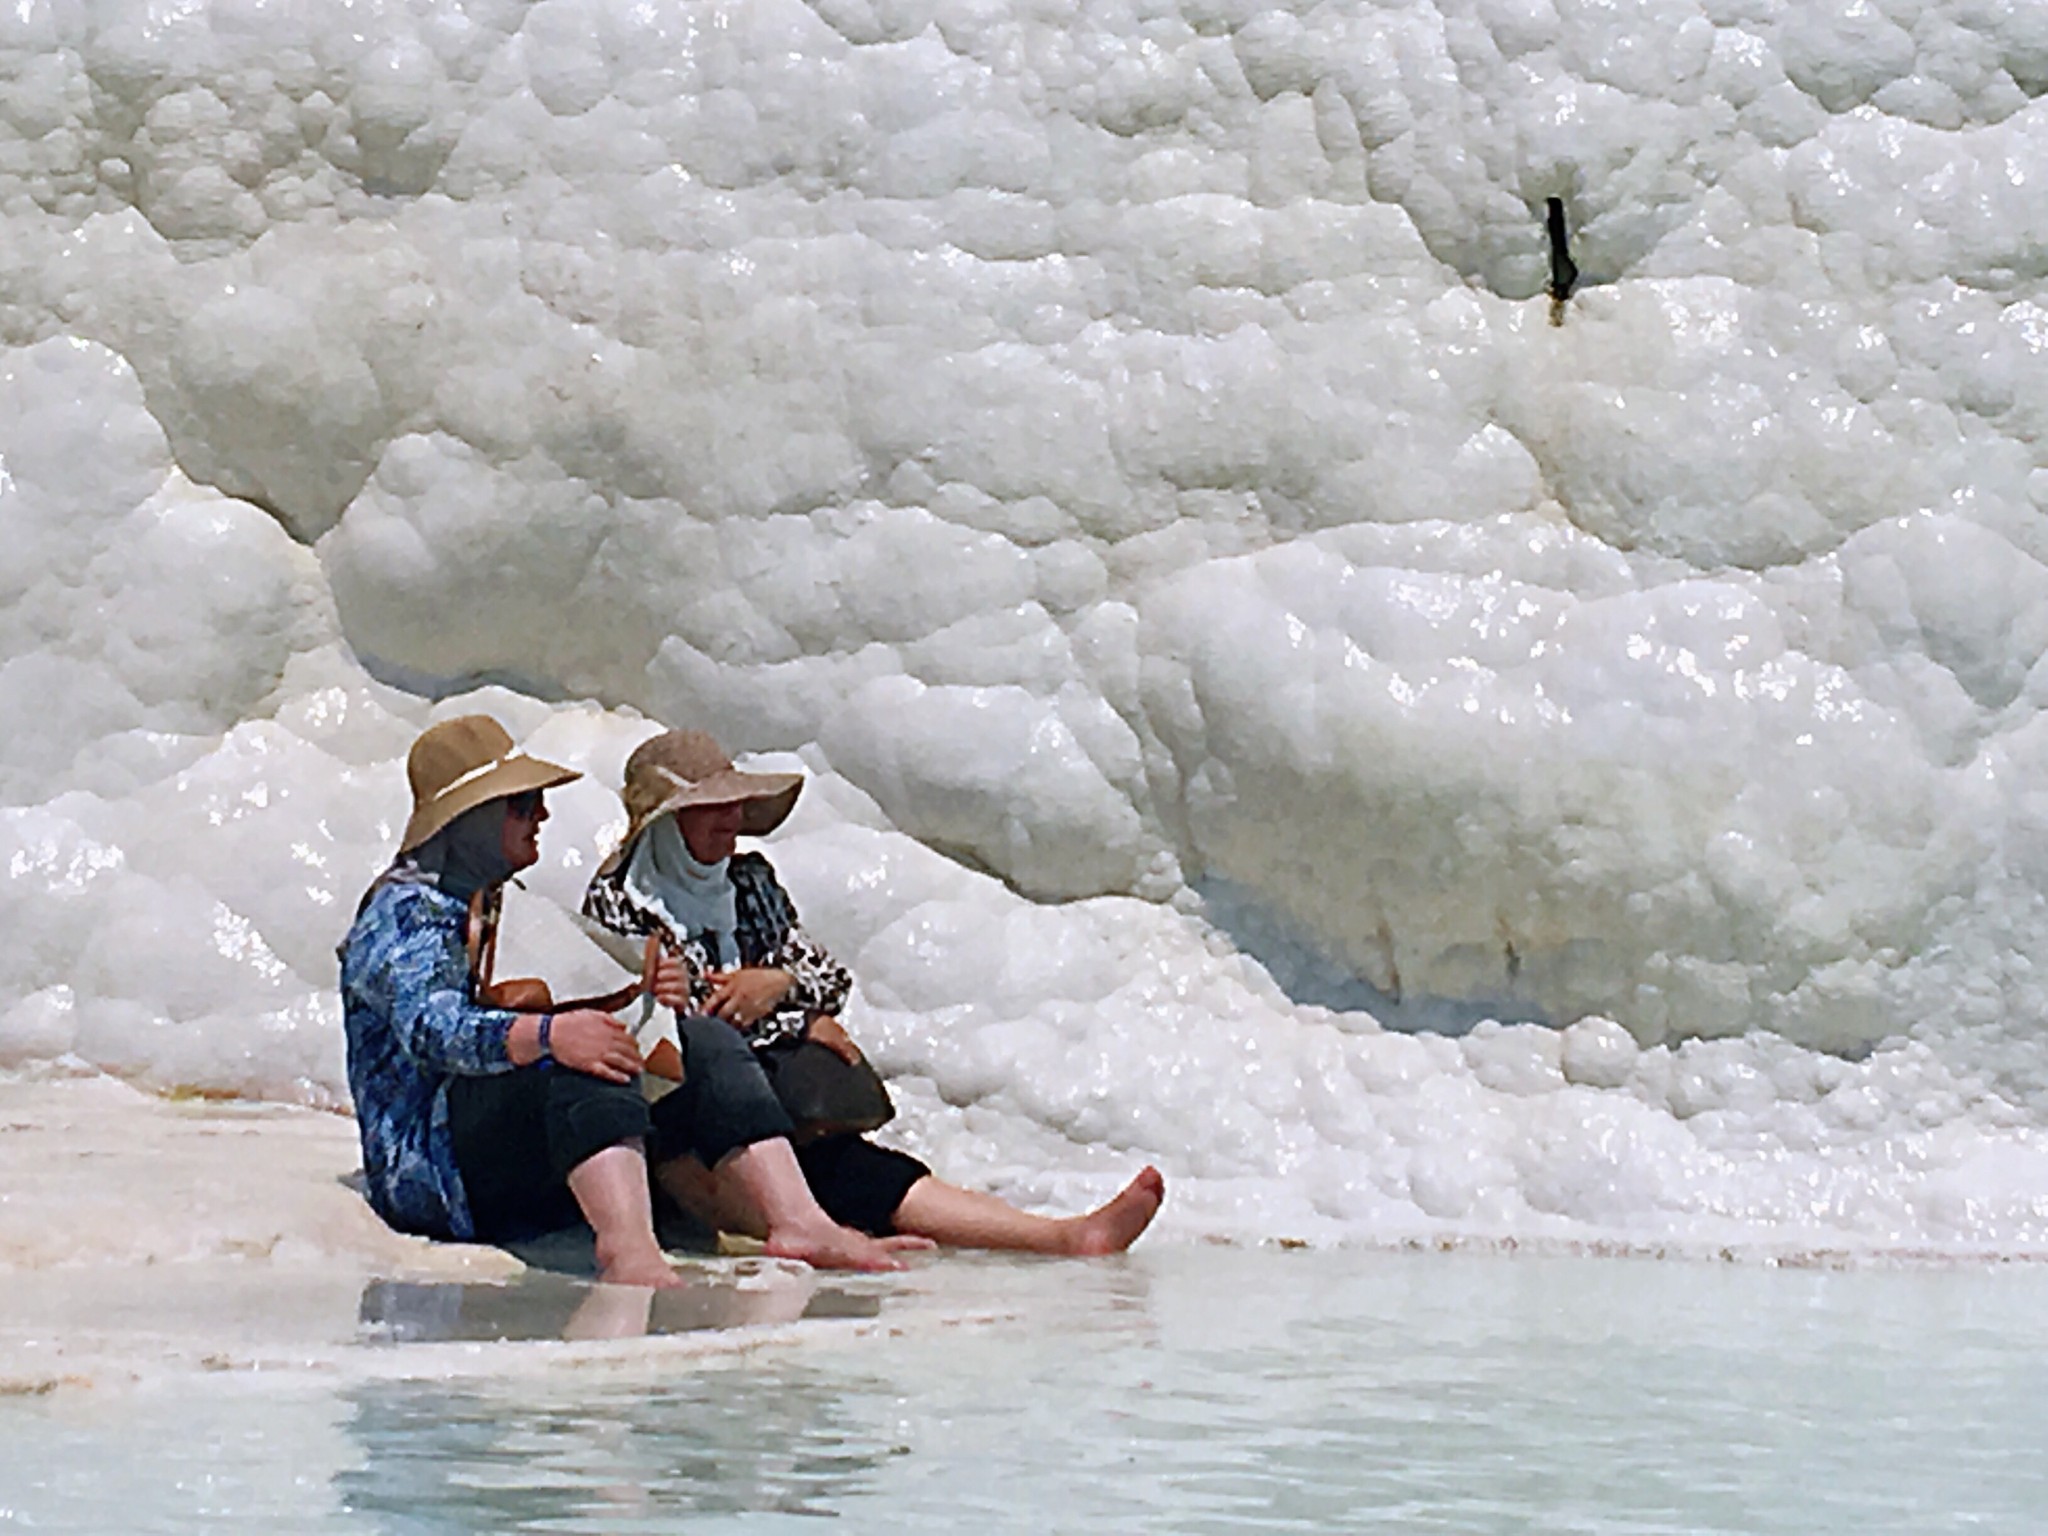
[760,1210,837,1246]
[594,1231,662,1271]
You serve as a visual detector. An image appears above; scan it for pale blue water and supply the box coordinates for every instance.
[4,1248,2045,1533]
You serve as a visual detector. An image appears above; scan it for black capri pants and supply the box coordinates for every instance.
[797,1133,930,1238]
[449,1012,795,1241]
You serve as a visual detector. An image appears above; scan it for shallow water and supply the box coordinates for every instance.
[5,1247,2044,1534]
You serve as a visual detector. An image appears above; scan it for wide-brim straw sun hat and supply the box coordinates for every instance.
[600,729,803,872]
[400,715,582,853]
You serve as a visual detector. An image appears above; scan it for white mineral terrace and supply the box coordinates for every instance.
[4,0,2048,1267]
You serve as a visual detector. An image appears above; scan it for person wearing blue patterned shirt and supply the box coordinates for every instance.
[338,715,920,1286]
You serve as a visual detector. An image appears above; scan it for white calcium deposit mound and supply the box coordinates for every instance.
[4,0,2048,1256]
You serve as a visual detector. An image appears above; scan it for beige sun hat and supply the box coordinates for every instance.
[399,715,582,853]
[600,729,803,872]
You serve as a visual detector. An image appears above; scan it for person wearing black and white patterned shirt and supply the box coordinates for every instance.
[583,728,1166,1254]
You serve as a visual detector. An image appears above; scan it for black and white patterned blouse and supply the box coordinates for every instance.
[581,851,851,1048]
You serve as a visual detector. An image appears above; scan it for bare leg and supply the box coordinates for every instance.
[654,1152,815,1246]
[651,1153,738,1234]
[566,1140,684,1289]
[892,1167,1166,1255]
[701,1138,928,1272]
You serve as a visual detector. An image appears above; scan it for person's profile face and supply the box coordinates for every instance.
[500,790,547,870]
[675,801,744,864]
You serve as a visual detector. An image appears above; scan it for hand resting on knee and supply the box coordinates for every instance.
[507,1008,644,1081]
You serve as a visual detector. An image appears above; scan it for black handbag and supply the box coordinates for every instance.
[756,1036,894,1141]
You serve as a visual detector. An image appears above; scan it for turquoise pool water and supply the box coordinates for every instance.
[4,1247,2044,1533]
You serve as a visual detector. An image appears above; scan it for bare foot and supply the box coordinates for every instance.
[1061,1166,1166,1256]
[763,1221,921,1273]
[593,1243,687,1290]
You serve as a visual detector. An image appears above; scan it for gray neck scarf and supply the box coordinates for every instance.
[625,814,738,967]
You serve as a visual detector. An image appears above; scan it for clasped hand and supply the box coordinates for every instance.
[646,946,694,1013]
[702,966,793,1028]
[532,957,798,1078]
[639,940,792,1029]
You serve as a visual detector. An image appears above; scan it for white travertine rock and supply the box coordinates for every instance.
[2,1,2048,1253]
[0,337,338,805]
[1559,1015,1639,1089]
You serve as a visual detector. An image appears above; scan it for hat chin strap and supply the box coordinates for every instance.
[428,750,518,805]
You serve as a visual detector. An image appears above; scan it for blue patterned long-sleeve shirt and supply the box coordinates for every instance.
[339,879,520,1239]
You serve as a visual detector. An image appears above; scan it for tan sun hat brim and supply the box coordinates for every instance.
[399,751,581,853]
[598,760,803,876]
[643,764,803,837]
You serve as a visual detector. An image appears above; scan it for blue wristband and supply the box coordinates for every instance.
[536,1012,554,1061]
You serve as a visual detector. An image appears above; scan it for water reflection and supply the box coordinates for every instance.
[333,1255,1156,1534]
[335,1354,905,1532]
[356,1266,880,1346]
[340,1268,901,1532]
[38,1251,2047,1535]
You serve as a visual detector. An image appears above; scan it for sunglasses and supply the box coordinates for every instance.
[505,790,546,818]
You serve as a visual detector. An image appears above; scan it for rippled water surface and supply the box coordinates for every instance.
[6,1248,2046,1533]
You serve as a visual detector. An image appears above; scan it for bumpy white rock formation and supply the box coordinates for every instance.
[5,0,2048,1250]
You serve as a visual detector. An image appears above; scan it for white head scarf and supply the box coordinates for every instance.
[624,813,739,967]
